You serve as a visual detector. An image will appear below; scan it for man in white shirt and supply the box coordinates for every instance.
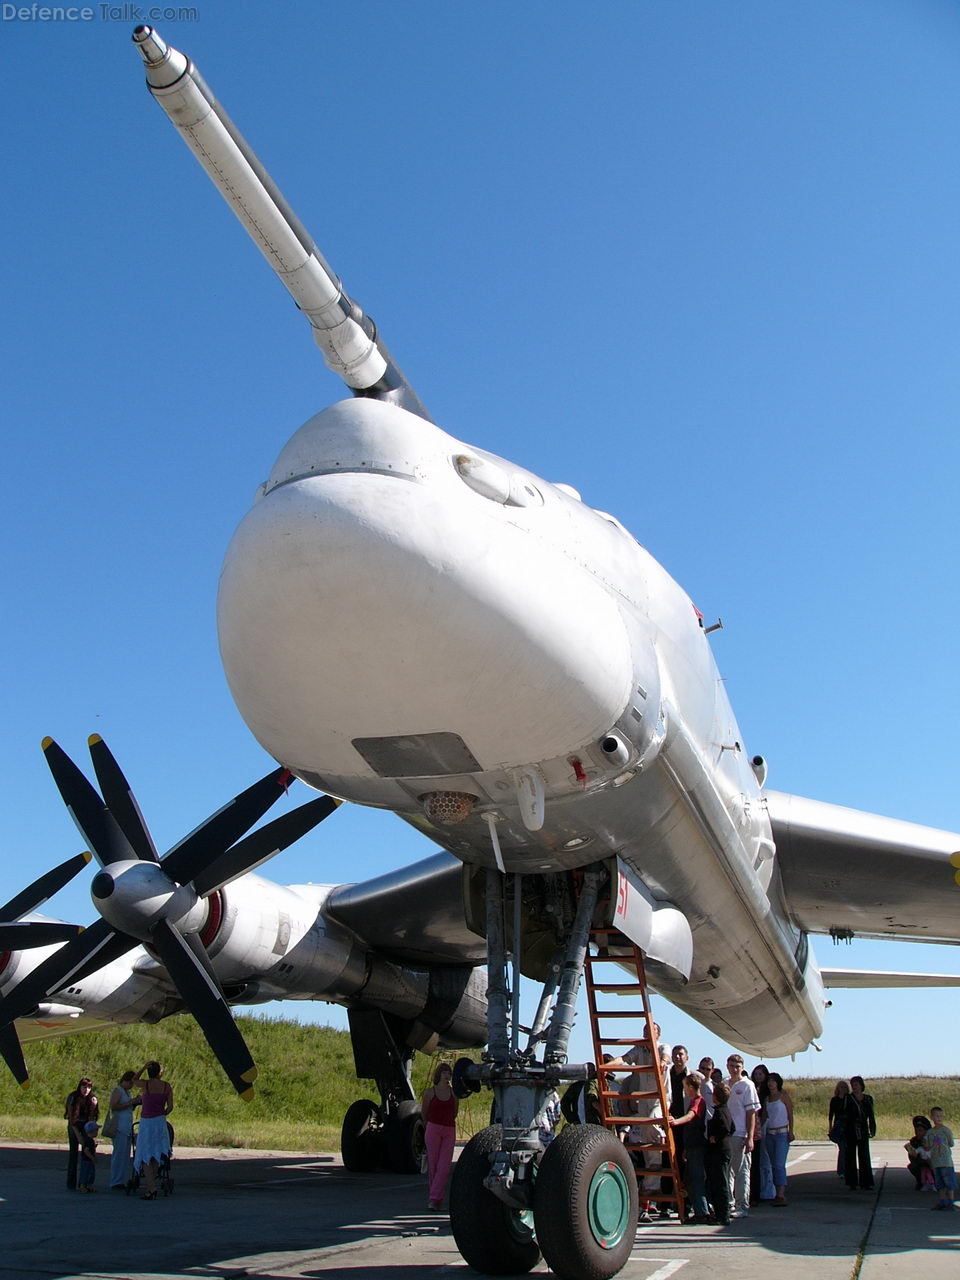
[725,1053,760,1217]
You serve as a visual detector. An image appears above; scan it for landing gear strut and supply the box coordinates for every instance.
[450,862,637,1280]
[339,1009,425,1174]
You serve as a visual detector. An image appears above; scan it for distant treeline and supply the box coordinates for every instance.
[1,1016,957,1150]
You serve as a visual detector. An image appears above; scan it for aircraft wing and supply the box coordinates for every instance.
[820,969,960,988]
[325,852,485,967]
[766,790,960,944]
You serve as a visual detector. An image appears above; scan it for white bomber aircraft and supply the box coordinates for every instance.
[2,26,959,1280]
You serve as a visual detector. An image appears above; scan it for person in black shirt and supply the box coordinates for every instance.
[65,1078,98,1191]
[844,1076,877,1190]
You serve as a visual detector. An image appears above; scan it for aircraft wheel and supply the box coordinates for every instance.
[341,1099,382,1172]
[449,1125,540,1275]
[533,1124,638,1280]
[384,1100,425,1174]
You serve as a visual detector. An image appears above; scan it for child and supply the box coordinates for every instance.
[704,1080,734,1224]
[905,1115,934,1190]
[78,1120,99,1193]
[923,1107,956,1210]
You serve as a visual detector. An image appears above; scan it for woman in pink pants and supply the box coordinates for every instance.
[421,1063,459,1210]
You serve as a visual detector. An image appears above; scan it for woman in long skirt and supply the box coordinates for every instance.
[133,1061,174,1199]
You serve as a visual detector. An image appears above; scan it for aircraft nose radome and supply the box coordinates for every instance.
[218,417,634,784]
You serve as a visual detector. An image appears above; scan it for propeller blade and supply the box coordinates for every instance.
[88,735,159,863]
[161,766,296,887]
[148,918,258,1098]
[0,851,92,921]
[0,922,83,949]
[0,1024,28,1088]
[192,795,341,897]
[42,738,137,867]
[0,918,133,1027]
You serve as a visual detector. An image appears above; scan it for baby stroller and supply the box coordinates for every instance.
[126,1120,175,1196]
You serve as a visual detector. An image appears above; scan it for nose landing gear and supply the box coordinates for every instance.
[449,863,638,1280]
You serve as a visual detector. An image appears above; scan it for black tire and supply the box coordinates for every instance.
[341,1099,382,1172]
[533,1124,638,1280]
[384,1100,425,1174]
[449,1125,540,1275]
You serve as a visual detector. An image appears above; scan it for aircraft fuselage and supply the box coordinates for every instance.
[217,397,823,1056]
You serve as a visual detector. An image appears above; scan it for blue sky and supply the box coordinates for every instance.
[2,1,959,1087]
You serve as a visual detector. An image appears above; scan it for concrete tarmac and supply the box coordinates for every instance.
[2,1140,956,1280]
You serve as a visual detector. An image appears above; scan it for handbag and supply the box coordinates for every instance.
[828,1122,844,1144]
[102,1112,118,1139]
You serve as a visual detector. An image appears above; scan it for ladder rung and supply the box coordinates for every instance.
[592,1009,649,1018]
[594,1037,655,1045]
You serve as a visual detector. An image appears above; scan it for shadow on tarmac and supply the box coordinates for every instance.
[1,1141,956,1280]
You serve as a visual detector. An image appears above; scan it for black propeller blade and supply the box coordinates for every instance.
[0,1024,28,1089]
[0,851,92,921]
[161,765,298,887]
[0,922,83,949]
[42,738,138,866]
[0,918,129,1028]
[149,919,258,1098]
[192,794,340,897]
[0,847,94,1088]
[88,735,159,863]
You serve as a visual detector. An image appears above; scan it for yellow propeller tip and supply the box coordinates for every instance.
[241,1066,259,1083]
[88,733,103,746]
[239,1086,256,1102]
[41,736,54,750]
[82,851,93,865]
[20,1079,31,1091]
[950,850,960,869]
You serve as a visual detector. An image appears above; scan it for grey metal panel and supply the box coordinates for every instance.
[767,790,960,943]
[820,969,960,988]
[352,733,482,778]
[326,852,486,966]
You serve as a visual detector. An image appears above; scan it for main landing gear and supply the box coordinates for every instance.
[450,863,638,1280]
[339,1009,425,1174]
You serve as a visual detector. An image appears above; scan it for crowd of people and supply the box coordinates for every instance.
[67,1044,956,1221]
[64,1061,173,1197]
[601,1039,797,1223]
[586,1037,954,1223]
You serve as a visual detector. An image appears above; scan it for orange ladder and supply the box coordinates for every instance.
[584,931,686,1221]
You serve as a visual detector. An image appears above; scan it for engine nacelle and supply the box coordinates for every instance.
[202,874,486,1048]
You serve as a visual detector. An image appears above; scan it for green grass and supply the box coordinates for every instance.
[0,1015,491,1148]
[1,1015,957,1148]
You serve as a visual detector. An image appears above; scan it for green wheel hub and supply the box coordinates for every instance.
[586,1159,631,1248]
[506,1206,536,1244]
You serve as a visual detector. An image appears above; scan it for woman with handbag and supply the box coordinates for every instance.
[106,1070,140,1190]
[827,1080,849,1178]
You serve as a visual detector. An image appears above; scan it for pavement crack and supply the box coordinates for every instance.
[849,1162,888,1280]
